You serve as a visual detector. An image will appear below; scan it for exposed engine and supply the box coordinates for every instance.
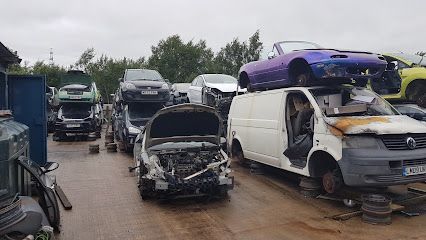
[155,148,224,179]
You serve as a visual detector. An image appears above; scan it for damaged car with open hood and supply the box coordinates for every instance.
[133,104,234,199]
[228,82,426,194]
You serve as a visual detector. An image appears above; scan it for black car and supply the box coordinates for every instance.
[118,69,170,103]
[114,102,164,152]
[53,102,101,140]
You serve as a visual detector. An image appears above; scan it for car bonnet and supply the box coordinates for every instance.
[144,103,222,148]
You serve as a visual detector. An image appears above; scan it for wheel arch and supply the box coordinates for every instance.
[403,78,426,100]
[288,58,311,82]
[307,150,339,178]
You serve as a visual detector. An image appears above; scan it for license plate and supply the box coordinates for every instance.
[141,90,158,95]
[403,165,426,176]
[66,124,80,128]
[70,95,82,99]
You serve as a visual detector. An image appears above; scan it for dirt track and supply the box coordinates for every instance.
[49,135,426,240]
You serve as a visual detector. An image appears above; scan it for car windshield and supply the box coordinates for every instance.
[125,69,163,81]
[395,105,426,121]
[204,74,237,84]
[391,53,426,66]
[311,86,399,117]
[279,41,320,53]
[128,103,163,121]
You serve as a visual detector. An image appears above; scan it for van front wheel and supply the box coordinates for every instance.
[322,169,343,194]
[232,142,246,165]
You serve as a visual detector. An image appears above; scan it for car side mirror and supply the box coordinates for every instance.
[118,77,124,82]
[390,61,398,70]
[268,51,276,60]
[43,162,59,174]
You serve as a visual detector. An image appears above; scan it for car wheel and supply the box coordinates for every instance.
[247,83,253,92]
[232,142,247,166]
[417,93,426,108]
[296,72,311,86]
[322,168,343,194]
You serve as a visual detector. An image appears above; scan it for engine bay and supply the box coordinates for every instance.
[154,148,224,179]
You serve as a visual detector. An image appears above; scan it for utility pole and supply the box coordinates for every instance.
[49,48,54,65]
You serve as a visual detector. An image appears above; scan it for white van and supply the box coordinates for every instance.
[227,85,426,193]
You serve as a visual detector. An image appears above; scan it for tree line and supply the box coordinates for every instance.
[9,31,263,101]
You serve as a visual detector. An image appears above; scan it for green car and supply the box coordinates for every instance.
[380,53,426,107]
[58,70,101,104]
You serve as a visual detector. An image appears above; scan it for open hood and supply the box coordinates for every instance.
[60,70,93,87]
[205,82,246,93]
[145,104,222,148]
[325,115,426,135]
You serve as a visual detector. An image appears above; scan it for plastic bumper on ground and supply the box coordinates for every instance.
[339,148,426,187]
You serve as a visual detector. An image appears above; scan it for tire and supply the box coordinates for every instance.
[417,93,426,108]
[296,72,311,86]
[247,83,253,92]
[232,142,247,165]
[322,168,343,194]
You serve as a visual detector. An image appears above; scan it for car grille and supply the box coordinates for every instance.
[136,86,161,90]
[381,134,426,150]
[403,159,426,167]
[373,174,426,183]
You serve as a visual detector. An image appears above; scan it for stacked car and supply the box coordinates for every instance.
[188,74,246,135]
[53,70,103,141]
[228,41,426,195]
[112,69,170,152]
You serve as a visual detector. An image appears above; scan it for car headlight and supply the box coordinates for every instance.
[122,82,136,92]
[343,136,381,149]
[128,126,141,135]
[161,83,169,89]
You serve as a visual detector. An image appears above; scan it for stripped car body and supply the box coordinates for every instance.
[239,41,387,91]
[135,104,233,199]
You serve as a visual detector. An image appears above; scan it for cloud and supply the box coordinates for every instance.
[1,0,425,66]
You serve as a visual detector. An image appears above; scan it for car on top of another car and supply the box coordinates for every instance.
[238,41,388,91]
[381,53,426,107]
[118,69,170,103]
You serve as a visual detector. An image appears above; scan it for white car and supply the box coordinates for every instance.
[188,74,246,106]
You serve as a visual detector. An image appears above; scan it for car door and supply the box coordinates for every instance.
[254,45,287,87]
[189,76,203,103]
[188,77,198,103]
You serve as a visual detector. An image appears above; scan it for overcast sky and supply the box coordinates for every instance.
[1,0,425,66]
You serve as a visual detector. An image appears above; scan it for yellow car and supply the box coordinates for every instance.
[381,53,426,107]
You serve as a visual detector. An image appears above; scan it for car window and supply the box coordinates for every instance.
[272,45,279,57]
[279,41,320,54]
[191,78,198,86]
[385,56,410,70]
[196,77,204,87]
[125,69,163,81]
[203,75,237,84]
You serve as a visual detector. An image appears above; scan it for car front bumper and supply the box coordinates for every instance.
[121,89,170,102]
[339,148,426,187]
[55,120,96,134]
[310,60,386,80]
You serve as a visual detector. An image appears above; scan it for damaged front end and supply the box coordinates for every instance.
[137,104,233,199]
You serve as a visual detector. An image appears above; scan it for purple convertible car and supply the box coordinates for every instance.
[239,41,388,91]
